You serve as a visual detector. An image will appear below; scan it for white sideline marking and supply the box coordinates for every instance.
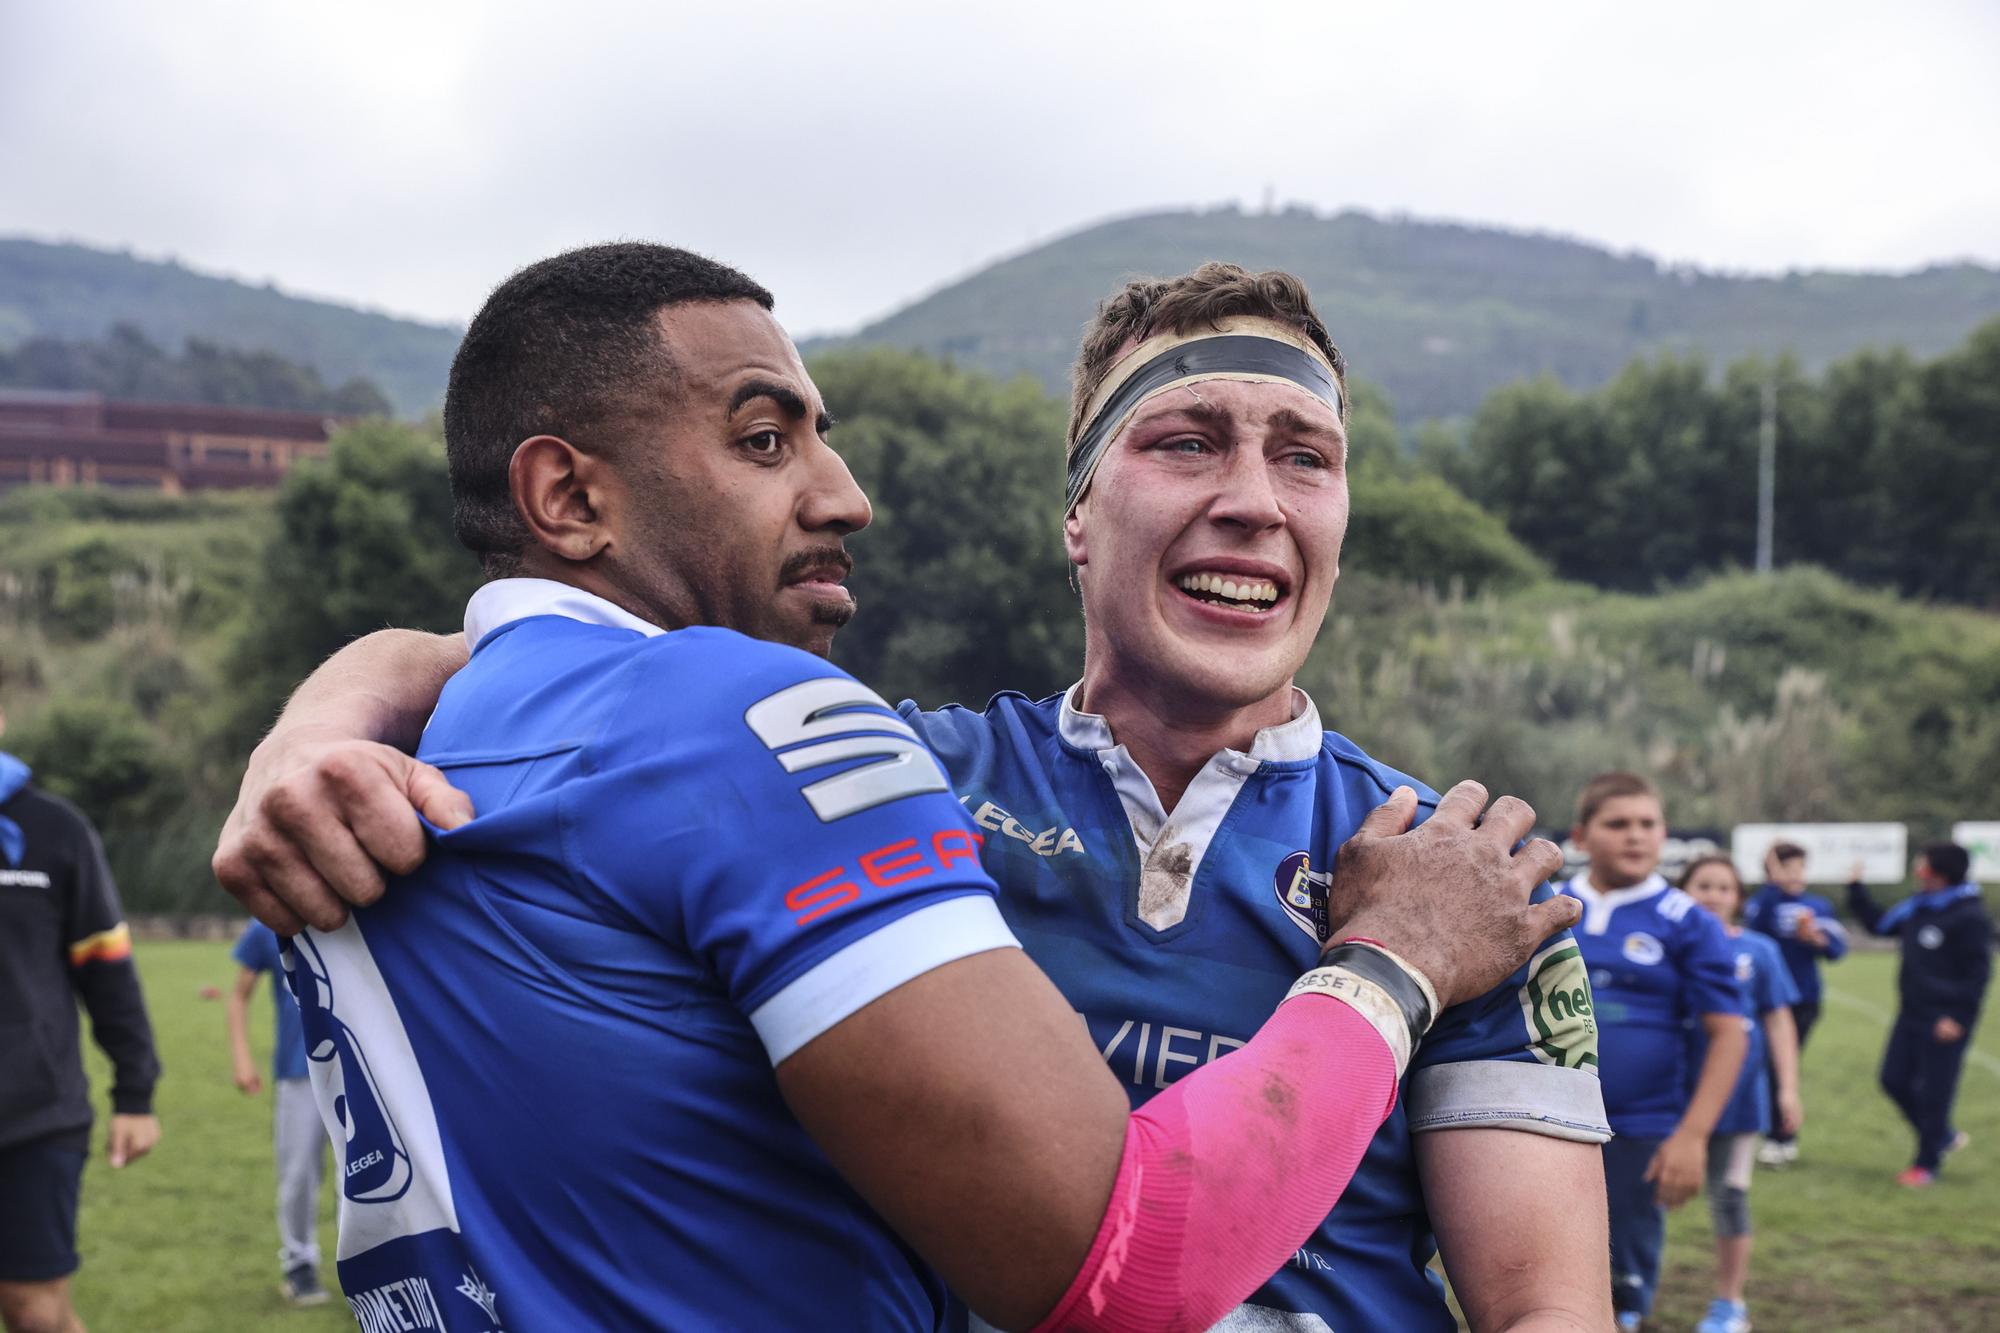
[1822,986,2000,1081]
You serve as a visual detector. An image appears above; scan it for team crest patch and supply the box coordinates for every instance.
[1622,932,1665,966]
[1735,951,1755,982]
[1519,939,1599,1069]
[1918,924,1945,950]
[1273,851,1333,945]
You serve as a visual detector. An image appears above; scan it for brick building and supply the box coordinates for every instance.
[0,389,335,492]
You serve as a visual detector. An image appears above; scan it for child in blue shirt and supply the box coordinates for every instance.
[1743,840,1846,1164]
[226,921,329,1306]
[1558,773,1747,1331]
[1680,855,1803,1333]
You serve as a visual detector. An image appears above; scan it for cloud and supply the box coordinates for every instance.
[3,0,1995,336]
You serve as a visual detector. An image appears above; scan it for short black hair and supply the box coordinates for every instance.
[1770,841,1808,865]
[1922,841,1970,884]
[442,242,774,576]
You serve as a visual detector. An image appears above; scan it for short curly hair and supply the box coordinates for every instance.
[443,242,773,577]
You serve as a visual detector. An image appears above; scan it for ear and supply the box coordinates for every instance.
[509,435,612,564]
[1062,504,1089,569]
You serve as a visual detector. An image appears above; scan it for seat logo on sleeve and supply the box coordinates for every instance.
[744,677,950,822]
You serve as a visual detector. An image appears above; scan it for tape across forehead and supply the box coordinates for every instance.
[1065,315,1343,514]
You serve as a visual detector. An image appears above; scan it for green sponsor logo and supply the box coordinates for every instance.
[1519,939,1599,1070]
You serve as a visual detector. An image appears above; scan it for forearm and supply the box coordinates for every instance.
[1674,1023,1748,1139]
[1764,1008,1800,1097]
[1030,991,1400,1332]
[226,993,253,1069]
[260,628,466,756]
[75,961,162,1113]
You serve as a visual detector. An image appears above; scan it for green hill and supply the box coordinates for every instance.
[0,238,460,417]
[817,206,2000,421]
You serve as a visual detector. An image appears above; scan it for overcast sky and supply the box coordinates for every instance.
[4,0,1997,338]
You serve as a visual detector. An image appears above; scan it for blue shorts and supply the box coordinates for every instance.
[0,1139,87,1282]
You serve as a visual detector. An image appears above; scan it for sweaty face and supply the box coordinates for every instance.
[1683,864,1743,921]
[1574,795,1667,889]
[605,302,869,655]
[1066,376,1347,710]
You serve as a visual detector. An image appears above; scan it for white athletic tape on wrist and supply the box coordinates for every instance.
[1283,966,1416,1076]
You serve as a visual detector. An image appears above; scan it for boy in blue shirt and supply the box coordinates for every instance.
[1680,855,1803,1333]
[227,920,329,1307]
[1559,772,1747,1331]
[1743,840,1847,1164]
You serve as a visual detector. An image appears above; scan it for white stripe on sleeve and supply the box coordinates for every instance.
[749,895,1020,1065]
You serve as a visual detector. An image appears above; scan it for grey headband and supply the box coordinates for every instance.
[1064,333,1343,514]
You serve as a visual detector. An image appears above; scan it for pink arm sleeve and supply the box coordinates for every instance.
[1031,993,1399,1332]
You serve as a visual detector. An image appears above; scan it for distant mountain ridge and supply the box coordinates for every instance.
[0,238,460,417]
[10,214,2000,426]
[816,207,2000,421]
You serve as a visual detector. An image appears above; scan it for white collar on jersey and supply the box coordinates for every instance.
[1563,871,1670,936]
[1056,683,1324,764]
[463,577,665,651]
[1056,683,1324,933]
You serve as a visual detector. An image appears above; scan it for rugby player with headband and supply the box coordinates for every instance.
[215,256,1607,1330]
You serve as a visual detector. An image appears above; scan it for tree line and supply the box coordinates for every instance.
[0,323,393,416]
[1424,317,2000,606]
[5,328,2000,914]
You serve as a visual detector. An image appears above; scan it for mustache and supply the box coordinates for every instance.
[779,545,854,583]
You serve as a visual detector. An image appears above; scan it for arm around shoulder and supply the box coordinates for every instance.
[213,629,474,933]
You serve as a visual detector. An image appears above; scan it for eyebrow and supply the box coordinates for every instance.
[728,379,834,434]
[1132,397,1344,446]
[1266,406,1346,445]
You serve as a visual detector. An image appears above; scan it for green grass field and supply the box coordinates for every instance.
[72,941,2000,1332]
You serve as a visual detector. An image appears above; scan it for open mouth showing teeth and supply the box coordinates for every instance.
[1175,572,1281,613]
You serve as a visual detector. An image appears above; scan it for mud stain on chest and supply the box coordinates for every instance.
[1137,835,1196,930]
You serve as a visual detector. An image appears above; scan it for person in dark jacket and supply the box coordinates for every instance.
[0,708,162,1332]
[1743,841,1848,1165]
[1848,841,1993,1187]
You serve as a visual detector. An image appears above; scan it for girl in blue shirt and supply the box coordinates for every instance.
[1680,855,1804,1333]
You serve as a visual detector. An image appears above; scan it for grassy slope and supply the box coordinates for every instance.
[75,942,1997,1331]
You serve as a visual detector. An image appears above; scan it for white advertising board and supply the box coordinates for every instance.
[1951,823,2000,881]
[1731,823,1907,885]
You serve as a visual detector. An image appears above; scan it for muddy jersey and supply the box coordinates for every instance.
[905,688,1608,1333]
[288,580,1015,1333]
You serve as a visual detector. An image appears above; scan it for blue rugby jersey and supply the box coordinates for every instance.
[1686,928,1799,1136]
[906,688,1608,1333]
[287,580,1017,1333]
[1559,874,1744,1138]
[1743,884,1849,1003]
